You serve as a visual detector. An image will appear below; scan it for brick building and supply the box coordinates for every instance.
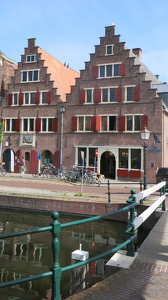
[62,25,168,183]
[0,51,17,98]
[1,38,79,173]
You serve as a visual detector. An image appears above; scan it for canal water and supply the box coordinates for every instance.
[0,209,128,299]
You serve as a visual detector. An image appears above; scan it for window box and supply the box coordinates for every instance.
[129,170,141,178]
[117,169,128,177]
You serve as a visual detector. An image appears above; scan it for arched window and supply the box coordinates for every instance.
[25,152,30,161]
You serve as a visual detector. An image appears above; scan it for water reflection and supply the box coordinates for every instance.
[0,210,127,299]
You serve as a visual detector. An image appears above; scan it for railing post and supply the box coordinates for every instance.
[50,212,61,300]
[126,190,136,257]
[107,180,111,203]
[162,179,166,211]
[140,180,143,191]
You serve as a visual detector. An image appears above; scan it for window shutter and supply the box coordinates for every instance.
[53,150,60,169]
[36,118,41,132]
[35,92,40,104]
[53,118,58,132]
[96,116,101,131]
[15,118,20,132]
[30,150,38,173]
[46,91,51,104]
[94,89,101,103]
[93,66,99,78]
[71,116,77,131]
[116,88,122,102]
[141,115,148,130]
[8,94,12,105]
[14,149,21,173]
[91,116,96,131]
[79,90,85,104]
[119,116,125,131]
[19,93,23,105]
[119,64,126,76]
[133,86,140,101]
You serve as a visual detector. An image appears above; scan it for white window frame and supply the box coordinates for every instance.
[98,63,121,78]
[84,88,94,104]
[10,93,19,106]
[21,69,40,83]
[40,117,54,132]
[21,118,36,133]
[100,115,117,132]
[4,118,17,132]
[100,86,118,103]
[125,114,142,132]
[40,90,48,105]
[124,85,135,102]
[26,55,36,63]
[77,115,92,132]
[105,44,114,56]
[23,91,36,105]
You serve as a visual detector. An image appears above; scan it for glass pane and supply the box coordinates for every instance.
[24,119,28,131]
[127,116,133,131]
[131,149,141,169]
[27,56,30,62]
[106,65,112,77]
[134,116,141,131]
[30,119,34,131]
[101,116,107,131]
[22,71,27,81]
[12,119,16,131]
[6,119,10,131]
[78,116,84,131]
[89,148,97,167]
[86,90,92,103]
[14,94,18,105]
[42,92,47,104]
[114,64,119,76]
[127,87,133,101]
[30,93,35,104]
[107,45,112,54]
[34,70,38,81]
[110,89,116,102]
[85,117,91,131]
[100,66,105,77]
[25,93,29,104]
[78,147,86,166]
[31,55,35,62]
[102,89,108,102]
[42,119,46,131]
[119,149,128,168]
[109,116,116,131]
[48,118,53,131]
[29,71,33,81]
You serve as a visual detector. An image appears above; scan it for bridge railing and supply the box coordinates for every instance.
[0,181,166,300]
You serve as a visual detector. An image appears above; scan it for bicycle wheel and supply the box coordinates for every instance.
[1,167,7,176]
[32,169,38,178]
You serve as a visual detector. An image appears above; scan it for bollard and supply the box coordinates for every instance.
[107,180,111,203]
[50,212,61,300]
[162,179,166,211]
[126,190,136,257]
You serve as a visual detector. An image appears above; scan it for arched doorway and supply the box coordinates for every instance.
[3,149,15,172]
[41,150,53,166]
[100,151,116,179]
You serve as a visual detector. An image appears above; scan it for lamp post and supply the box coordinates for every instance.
[59,106,65,170]
[0,117,4,163]
[140,126,150,198]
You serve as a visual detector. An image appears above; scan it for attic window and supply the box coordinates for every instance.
[105,45,113,55]
[26,55,36,63]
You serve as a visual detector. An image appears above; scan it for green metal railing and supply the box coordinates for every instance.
[0,183,166,300]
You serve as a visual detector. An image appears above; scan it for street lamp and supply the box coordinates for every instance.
[140,126,150,198]
[59,106,65,170]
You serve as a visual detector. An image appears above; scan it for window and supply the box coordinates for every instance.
[22,118,35,132]
[42,92,47,104]
[101,116,116,131]
[78,116,84,131]
[131,149,141,169]
[26,55,35,62]
[5,119,16,132]
[21,70,39,82]
[126,115,141,131]
[41,118,53,132]
[99,64,120,78]
[14,94,18,105]
[106,45,113,55]
[89,148,97,167]
[23,92,35,105]
[78,147,86,166]
[77,116,91,131]
[86,90,92,103]
[119,149,128,168]
[102,88,116,102]
[85,116,91,131]
[126,87,133,101]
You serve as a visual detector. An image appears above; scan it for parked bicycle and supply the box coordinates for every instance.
[0,162,7,176]
[31,165,49,178]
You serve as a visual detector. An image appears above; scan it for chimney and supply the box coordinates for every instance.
[155,75,160,80]
[132,48,142,62]
[28,38,36,50]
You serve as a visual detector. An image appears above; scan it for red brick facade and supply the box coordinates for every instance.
[0,52,17,96]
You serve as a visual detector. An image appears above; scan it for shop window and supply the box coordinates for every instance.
[89,148,97,167]
[119,149,128,169]
[131,149,141,169]
[78,147,86,166]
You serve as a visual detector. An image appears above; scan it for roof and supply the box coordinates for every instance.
[38,48,80,102]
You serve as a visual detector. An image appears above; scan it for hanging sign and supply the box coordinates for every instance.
[95,149,98,157]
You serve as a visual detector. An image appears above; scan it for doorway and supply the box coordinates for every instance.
[3,149,15,172]
[100,151,116,179]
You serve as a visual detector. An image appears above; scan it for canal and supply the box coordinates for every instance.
[0,209,128,299]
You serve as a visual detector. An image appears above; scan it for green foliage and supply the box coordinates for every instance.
[0,122,4,143]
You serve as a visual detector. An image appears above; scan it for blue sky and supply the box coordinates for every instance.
[1,0,168,82]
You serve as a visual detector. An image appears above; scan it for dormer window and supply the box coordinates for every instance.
[21,70,39,82]
[105,45,113,55]
[26,55,36,62]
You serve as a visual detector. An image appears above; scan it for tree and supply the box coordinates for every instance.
[0,121,4,162]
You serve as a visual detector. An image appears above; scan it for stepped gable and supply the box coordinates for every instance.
[38,47,80,102]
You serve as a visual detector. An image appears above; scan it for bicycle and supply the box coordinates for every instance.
[0,163,7,176]
[31,165,49,178]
